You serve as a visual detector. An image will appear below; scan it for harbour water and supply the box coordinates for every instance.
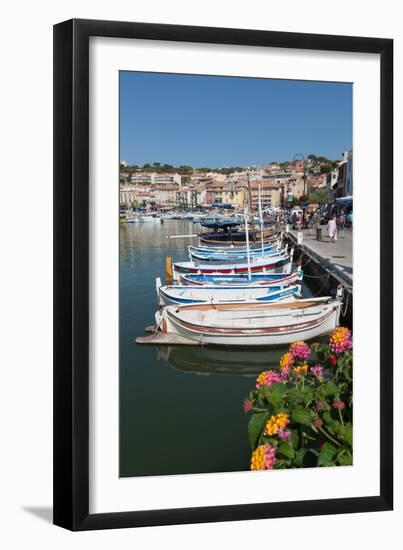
[120,220,315,478]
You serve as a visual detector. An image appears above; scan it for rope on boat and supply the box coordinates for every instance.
[302,272,332,280]
[311,274,331,297]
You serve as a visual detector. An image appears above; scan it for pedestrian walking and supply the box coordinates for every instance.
[327,213,338,243]
[308,212,315,235]
[338,209,346,238]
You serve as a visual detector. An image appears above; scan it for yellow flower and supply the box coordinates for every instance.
[279,352,294,374]
[293,363,309,376]
[250,445,266,470]
[265,413,289,436]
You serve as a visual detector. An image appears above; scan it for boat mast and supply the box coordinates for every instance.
[244,205,252,281]
[258,183,264,255]
[246,172,256,241]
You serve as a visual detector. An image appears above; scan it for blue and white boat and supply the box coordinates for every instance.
[190,241,280,256]
[188,244,288,262]
[156,278,302,306]
[178,268,302,288]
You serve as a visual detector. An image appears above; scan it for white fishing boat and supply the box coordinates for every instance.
[139,214,159,222]
[156,278,302,306]
[155,297,342,347]
[188,243,288,262]
[125,216,140,223]
[178,269,302,287]
[192,240,281,254]
[172,253,292,280]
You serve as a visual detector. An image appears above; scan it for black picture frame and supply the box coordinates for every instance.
[53,18,393,531]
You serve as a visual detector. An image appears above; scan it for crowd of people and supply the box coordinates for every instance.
[290,207,352,244]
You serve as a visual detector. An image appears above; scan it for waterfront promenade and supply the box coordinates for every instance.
[288,227,352,286]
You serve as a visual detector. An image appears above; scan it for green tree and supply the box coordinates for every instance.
[309,188,332,205]
[320,164,332,174]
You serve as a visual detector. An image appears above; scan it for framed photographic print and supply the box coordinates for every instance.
[53,19,393,530]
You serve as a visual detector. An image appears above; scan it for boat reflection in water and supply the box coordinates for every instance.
[157,345,286,377]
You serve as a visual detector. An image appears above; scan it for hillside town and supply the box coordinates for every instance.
[119,151,353,212]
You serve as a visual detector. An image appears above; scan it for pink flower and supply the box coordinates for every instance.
[263,444,277,470]
[243,399,253,413]
[289,341,311,361]
[278,427,291,441]
[313,417,323,428]
[311,364,324,379]
[316,401,326,411]
[332,399,346,410]
[256,370,283,389]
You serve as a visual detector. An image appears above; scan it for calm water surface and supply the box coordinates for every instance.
[119,220,313,477]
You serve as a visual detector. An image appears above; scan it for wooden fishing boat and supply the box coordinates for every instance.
[172,254,292,280]
[156,279,301,306]
[199,230,275,245]
[192,240,280,254]
[178,269,303,287]
[188,244,287,262]
[155,298,342,347]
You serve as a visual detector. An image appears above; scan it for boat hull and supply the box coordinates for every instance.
[188,247,286,262]
[156,299,341,346]
[173,256,292,280]
[199,229,275,245]
[157,284,301,306]
[178,270,302,287]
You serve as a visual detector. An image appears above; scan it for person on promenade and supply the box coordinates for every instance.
[338,209,346,238]
[296,212,302,231]
[308,212,315,235]
[328,213,338,243]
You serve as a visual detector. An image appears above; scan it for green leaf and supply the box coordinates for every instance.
[278,442,295,460]
[318,442,338,466]
[248,412,269,450]
[337,450,352,466]
[322,380,339,396]
[290,429,299,448]
[291,406,313,426]
[342,422,353,446]
[294,448,307,467]
[301,387,314,404]
[269,382,288,396]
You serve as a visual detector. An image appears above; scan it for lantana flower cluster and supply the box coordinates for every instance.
[250,444,277,470]
[329,327,352,354]
[247,327,353,471]
[256,370,283,389]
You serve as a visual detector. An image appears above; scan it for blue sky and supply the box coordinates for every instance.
[120,71,352,167]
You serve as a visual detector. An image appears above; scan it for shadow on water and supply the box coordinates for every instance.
[158,345,285,377]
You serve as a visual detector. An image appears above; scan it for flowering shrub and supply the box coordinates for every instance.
[244,328,353,470]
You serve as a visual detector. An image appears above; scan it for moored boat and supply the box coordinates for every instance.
[178,269,302,287]
[156,279,302,306]
[188,244,288,262]
[155,298,342,347]
[192,240,280,254]
[199,230,274,245]
[172,253,292,280]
